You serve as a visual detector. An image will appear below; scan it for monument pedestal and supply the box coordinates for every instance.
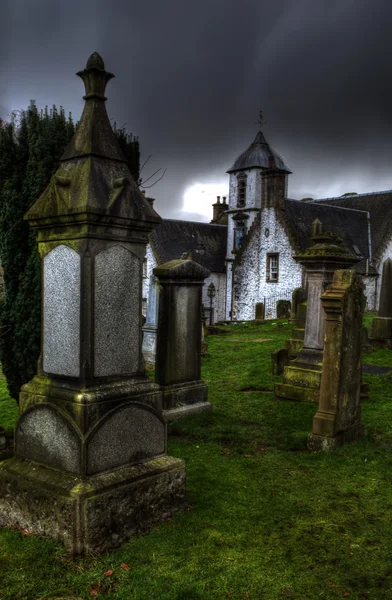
[0,455,185,555]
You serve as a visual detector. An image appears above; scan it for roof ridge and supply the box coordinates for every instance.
[312,189,392,202]
[162,218,227,227]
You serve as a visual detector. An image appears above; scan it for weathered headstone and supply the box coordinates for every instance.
[370,258,392,346]
[154,258,211,420]
[276,299,291,319]
[275,220,359,403]
[255,302,265,321]
[272,348,289,375]
[0,53,186,554]
[308,270,365,450]
[142,274,160,364]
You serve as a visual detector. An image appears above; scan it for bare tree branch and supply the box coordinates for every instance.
[140,168,167,189]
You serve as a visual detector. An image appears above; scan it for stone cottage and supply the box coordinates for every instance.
[144,130,392,322]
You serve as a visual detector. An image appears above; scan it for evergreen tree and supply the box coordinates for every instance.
[0,103,140,401]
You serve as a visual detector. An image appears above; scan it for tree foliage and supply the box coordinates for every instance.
[0,102,140,401]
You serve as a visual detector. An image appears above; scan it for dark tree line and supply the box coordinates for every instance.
[0,102,140,401]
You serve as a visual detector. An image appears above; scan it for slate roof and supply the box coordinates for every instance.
[310,190,392,261]
[150,219,227,273]
[283,199,377,275]
[227,131,291,174]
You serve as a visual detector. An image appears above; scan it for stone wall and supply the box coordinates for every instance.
[259,207,303,300]
[202,272,226,323]
[361,274,377,311]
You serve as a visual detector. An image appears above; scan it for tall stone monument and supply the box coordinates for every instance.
[308,270,365,450]
[154,258,211,420]
[0,53,186,554]
[275,220,359,403]
[370,258,392,347]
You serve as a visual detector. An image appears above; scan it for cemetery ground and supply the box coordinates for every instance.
[1,318,392,599]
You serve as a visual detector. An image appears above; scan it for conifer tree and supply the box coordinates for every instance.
[0,102,140,401]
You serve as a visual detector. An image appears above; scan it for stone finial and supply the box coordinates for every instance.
[77,52,114,100]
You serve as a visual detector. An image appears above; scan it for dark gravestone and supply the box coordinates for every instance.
[370,258,392,346]
[290,287,305,322]
[308,270,365,451]
[276,300,291,319]
[154,258,211,420]
[272,348,289,375]
[255,302,265,320]
[378,258,392,317]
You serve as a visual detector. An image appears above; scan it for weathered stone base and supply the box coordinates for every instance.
[0,455,186,555]
[274,364,322,403]
[161,380,209,412]
[274,382,320,403]
[307,424,364,451]
[164,401,212,421]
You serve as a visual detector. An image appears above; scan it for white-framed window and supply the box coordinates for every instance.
[143,258,148,278]
[267,253,279,282]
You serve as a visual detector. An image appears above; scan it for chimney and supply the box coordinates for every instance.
[261,170,288,210]
[146,196,155,208]
[212,195,228,222]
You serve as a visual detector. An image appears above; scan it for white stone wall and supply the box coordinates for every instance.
[142,243,157,300]
[202,272,226,323]
[232,228,261,320]
[258,208,303,305]
[228,170,263,210]
[232,206,302,320]
[225,261,233,320]
[361,275,377,311]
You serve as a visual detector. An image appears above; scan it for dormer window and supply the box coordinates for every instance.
[237,174,247,207]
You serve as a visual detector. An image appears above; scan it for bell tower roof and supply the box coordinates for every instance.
[227,130,291,174]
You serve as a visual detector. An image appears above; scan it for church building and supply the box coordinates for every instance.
[144,130,392,322]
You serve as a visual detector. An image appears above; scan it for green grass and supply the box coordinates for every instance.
[2,318,392,599]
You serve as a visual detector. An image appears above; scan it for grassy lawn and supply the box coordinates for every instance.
[1,318,392,599]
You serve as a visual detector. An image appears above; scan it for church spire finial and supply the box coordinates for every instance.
[255,109,267,130]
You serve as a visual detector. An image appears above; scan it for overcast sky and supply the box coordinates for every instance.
[2,0,392,222]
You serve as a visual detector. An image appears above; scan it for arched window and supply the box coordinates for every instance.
[237,174,247,207]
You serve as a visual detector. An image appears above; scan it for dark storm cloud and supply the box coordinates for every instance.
[2,0,392,219]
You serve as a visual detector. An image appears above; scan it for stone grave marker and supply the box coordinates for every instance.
[0,53,186,555]
[308,269,365,450]
[154,258,211,420]
[275,220,359,403]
